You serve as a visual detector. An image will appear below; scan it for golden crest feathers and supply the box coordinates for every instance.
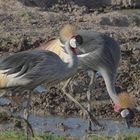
[59,24,75,42]
[118,92,135,108]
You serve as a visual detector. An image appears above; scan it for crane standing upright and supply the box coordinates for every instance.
[38,24,135,130]
[0,25,80,138]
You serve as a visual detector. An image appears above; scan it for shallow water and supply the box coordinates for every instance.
[0,98,140,137]
[1,114,139,137]
[27,115,140,137]
[0,98,11,106]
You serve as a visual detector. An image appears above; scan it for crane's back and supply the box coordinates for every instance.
[76,30,120,74]
[0,50,75,90]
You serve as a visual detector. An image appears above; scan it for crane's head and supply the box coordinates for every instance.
[60,24,76,42]
[59,24,83,54]
[114,92,135,128]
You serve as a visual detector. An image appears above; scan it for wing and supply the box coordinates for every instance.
[0,50,65,89]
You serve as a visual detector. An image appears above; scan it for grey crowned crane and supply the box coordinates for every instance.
[38,24,135,130]
[0,25,80,138]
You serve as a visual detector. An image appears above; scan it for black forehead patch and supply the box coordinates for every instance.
[75,35,83,45]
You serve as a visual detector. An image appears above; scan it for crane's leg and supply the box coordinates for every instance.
[0,90,34,138]
[62,78,102,128]
[0,90,6,98]
[87,70,96,131]
[23,91,34,139]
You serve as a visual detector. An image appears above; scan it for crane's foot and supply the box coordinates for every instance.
[23,103,34,139]
[85,103,104,130]
[10,114,34,137]
[86,111,104,130]
[23,118,34,139]
[23,91,34,139]
[87,120,92,131]
[62,88,103,129]
[85,120,104,133]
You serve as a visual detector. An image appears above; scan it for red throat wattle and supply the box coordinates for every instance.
[70,47,77,55]
[114,104,119,112]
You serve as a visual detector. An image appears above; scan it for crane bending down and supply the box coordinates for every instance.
[0,25,80,137]
[38,24,135,130]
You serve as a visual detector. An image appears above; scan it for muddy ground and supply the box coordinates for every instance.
[0,0,140,129]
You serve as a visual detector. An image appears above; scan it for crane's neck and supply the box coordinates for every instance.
[44,39,75,65]
[99,68,120,106]
[42,38,78,77]
[64,42,78,69]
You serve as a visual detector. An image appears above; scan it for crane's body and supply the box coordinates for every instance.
[0,25,79,137]
[0,50,77,90]
[76,30,120,105]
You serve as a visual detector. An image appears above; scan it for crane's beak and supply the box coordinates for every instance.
[121,108,135,129]
[125,118,131,129]
[120,108,132,129]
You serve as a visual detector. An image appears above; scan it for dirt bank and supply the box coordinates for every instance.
[20,0,140,10]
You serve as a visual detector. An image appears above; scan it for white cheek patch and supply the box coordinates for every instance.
[121,109,129,118]
[69,38,76,48]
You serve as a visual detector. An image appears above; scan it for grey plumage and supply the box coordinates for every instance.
[74,30,121,130]
[0,49,78,90]
[0,38,78,137]
[75,30,121,106]
[41,27,133,129]
[0,24,83,138]
[64,29,133,129]
[76,30,120,73]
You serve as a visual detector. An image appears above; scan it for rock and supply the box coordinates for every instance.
[95,12,129,26]
[75,124,81,129]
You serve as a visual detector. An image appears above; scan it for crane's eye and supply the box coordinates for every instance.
[75,35,83,45]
